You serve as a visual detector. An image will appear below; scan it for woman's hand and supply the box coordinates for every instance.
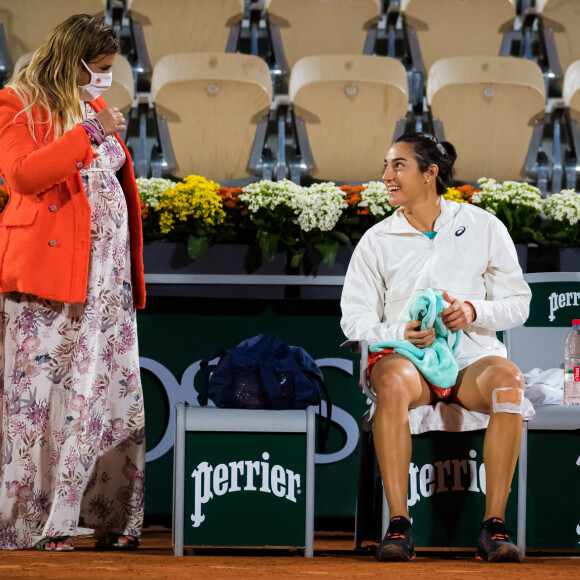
[439,290,475,332]
[94,107,127,136]
[405,320,435,348]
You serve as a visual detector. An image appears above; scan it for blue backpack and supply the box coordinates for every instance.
[197,333,331,449]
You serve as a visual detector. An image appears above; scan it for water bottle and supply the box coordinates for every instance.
[564,319,580,406]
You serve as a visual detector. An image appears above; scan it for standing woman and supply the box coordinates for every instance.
[341,133,531,562]
[0,15,146,550]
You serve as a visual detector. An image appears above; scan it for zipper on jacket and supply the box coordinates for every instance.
[425,235,435,288]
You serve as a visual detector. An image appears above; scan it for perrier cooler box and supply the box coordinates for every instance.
[172,404,316,556]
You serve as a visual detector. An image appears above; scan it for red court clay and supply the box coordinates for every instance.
[1,527,579,579]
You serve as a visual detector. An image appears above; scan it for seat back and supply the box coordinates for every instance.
[504,272,580,372]
[106,54,135,113]
[0,0,106,62]
[427,56,545,182]
[151,52,272,180]
[563,59,580,121]
[538,0,580,76]
[401,0,515,74]
[265,0,381,70]
[289,54,408,182]
[129,0,244,68]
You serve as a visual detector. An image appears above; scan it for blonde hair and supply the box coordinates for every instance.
[6,14,119,141]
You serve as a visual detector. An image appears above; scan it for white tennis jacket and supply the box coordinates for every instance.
[340,198,532,370]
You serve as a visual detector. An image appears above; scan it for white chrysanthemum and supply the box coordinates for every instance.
[136,177,175,208]
[240,179,304,213]
[361,181,393,217]
[473,178,543,213]
[290,182,347,232]
[543,189,580,226]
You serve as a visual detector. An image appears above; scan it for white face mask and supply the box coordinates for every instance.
[79,59,112,100]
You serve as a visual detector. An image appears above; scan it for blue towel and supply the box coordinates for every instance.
[369,289,461,390]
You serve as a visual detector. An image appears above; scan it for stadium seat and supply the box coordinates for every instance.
[561,59,580,189]
[128,0,245,70]
[265,0,381,72]
[0,0,106,65]
[150,52,273,181]
[108,53,135,113]
[427,56,546,183]
[537,0,580,77]
[400,0,516,74]
[11,52,30,76]
[288,54,408,183]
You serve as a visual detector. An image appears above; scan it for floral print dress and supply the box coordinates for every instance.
[0,104,145,549]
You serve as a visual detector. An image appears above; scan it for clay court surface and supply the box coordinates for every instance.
[1,527,579,579]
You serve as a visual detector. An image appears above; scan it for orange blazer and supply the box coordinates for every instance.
[0,89,145,308]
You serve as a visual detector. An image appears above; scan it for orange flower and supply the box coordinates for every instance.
[357,207,370,215]
[346,193,361,206]
[456,184,480,203]
[140,199,149,220]
[342,185,367,208]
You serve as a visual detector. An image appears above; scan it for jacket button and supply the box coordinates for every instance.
[76,161,84,169]
[48,240,57,247]
[49,205,57,212]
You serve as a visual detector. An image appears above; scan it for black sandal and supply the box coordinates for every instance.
[94,532,139,550]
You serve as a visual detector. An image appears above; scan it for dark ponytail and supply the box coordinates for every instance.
[394,132,457,195]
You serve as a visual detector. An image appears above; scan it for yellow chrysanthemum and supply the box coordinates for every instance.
[444,188,464,203]
[156,175,226,234]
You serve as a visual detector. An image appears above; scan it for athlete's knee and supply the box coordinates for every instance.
[484,361,525,415]
[372,361,419,407]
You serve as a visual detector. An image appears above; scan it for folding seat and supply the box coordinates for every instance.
[100,53,135,148]
[288,54,408,183]
[150,52,272,181]
[400,0,516,74]
[265,0,381,71]
[0,0,106,65]
[562,60,580,188]
[128,0,245,70]
[104,53,135,114]
[427,56,546,183]
[538,0,580,77]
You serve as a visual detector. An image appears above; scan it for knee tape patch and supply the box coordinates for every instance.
[492,386,524,415]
